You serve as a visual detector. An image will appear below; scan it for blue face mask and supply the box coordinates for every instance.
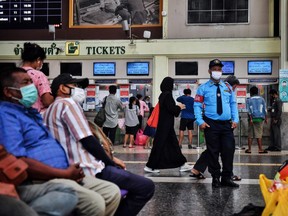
[9,84,38,108]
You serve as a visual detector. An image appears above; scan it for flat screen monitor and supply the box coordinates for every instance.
[93,62,116,76]
[60,63,82,76]
[0,62,16,71]
[175,62,198,75]
[127,62,149,76]
[248,60,272,75]
[40,63,49,76]
[222,61,235,75]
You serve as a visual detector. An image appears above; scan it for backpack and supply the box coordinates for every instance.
[94,97,107,127]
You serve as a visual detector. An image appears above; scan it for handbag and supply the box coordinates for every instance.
[94,97,107,127]
[146,103,159,128]
[0,145,28,186]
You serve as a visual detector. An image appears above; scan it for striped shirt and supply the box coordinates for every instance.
[43,97,105,176]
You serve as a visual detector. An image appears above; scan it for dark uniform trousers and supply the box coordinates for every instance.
[203,117,235,179]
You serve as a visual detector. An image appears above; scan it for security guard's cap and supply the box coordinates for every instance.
[209,59,224,69]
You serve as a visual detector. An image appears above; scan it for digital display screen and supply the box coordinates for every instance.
[127,62,149,76]
[60,63,82,76]
[0,0,62,29]
[222,61,235,75]
[248,60,272,75]
[175,62,198,75]
[93,62,116,76]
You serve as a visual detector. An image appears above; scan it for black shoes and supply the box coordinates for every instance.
[212,177,240,188]
[212,178,221,188]
[188,144,193,149]
[221,178,239,188]
[265,147,281,152]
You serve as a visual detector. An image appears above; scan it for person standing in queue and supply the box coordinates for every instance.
[103,85,124,145]
[194,59,239,188]
[265,89,283,151]
[176,88,196,149]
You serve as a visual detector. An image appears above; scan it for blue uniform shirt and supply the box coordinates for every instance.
[176,95,195,119]
[0,101,69,169]
[194,79,239,126]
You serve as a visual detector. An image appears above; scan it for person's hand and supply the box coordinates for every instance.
[66,163,85,183]
[113,157,126,170]
[178,103,186,110]
[249,120,253,125]
[231,122,237,129]
[199,122,210,130]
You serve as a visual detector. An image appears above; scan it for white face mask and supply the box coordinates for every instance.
[211,71,222,80]
[71,87,86,104]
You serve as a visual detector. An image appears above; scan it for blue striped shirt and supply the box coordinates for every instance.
[194,80,239,126]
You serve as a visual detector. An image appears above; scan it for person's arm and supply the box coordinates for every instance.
[21,158,84,182]
[194,87,205,126]
[230,90,239,124]
[80,136,115,167]
[36,72,54,108]
[41,92,54,108]
[275,99,283,120]
[164,94,181,117]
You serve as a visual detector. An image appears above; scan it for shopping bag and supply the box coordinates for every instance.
[146,103,159,128]
[135,129,148,145]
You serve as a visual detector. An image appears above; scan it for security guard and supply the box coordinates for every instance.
[194,59,239,188]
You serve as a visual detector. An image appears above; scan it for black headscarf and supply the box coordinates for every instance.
[160,77,174,92]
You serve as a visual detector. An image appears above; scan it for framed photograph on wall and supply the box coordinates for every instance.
[70,0,162,28]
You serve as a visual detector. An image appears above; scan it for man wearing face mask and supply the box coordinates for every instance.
[194,59,239,188]
[44,73,155,216]
[0,68,123,216]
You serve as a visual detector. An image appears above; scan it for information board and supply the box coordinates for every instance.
[0,0,62,29]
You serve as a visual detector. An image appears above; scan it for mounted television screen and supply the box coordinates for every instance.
[93,62,116,76]
[248,60,272,75]
[60,63,82,76]
[222,61,235,75]
[175,62,198,75]
[40,63,50,76]
[127,62,149,76]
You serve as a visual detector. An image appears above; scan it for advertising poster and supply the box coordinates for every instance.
[279,69,288,102]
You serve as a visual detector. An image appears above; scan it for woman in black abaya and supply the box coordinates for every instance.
[144,77,192,173]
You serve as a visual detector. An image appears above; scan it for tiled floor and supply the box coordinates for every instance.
[113,144,288,216]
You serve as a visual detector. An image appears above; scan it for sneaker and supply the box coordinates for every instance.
[144,166,160,173]
[179,163,193,172]
[188,144,193,149]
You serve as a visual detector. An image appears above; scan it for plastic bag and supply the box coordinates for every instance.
[134,129,148,145]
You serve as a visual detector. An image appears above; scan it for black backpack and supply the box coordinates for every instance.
[94,97,107,127]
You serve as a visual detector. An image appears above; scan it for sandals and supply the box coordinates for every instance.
[189,172,206,179]
[232,175,242,181]
[259,150,268,154]
[245,149,251,154]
